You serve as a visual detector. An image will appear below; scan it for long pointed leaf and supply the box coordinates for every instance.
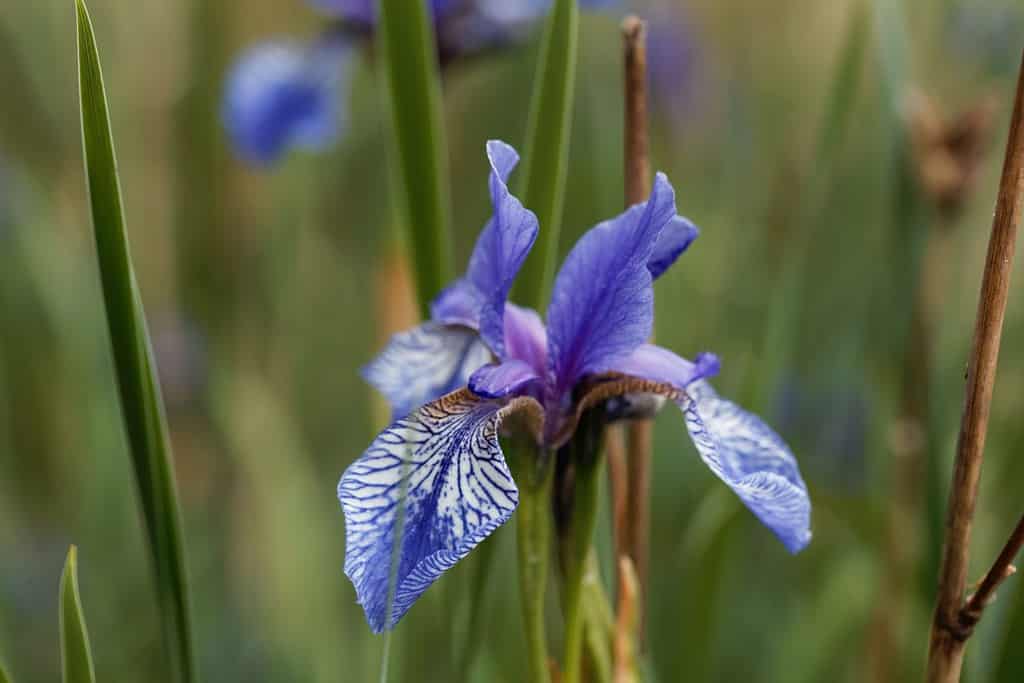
[75,2,196,680]
[509,0,579,310]
[60,546,96,683]
[378,0,454,317]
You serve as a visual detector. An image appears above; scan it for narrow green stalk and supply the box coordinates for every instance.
[510,0,579,309]
[514,446,555,683]
[561,464,602,683]
[59,547,96,683]
[378,0,453,317]
[581,554,614,683]
[0,658,10,683]
[559,411,605,683]
[75,2,195,680]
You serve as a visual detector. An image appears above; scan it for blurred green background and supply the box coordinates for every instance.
[2,0,1024,681]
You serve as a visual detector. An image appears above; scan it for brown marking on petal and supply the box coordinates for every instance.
[551,374,682,449]
[499,394,546,445]
[417,388,545,447]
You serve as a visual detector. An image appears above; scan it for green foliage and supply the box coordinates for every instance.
[510,0,579,310]
[75,1,195,680]
[60,547,96,683]
[747,0,868,410]
[378,0,454,316]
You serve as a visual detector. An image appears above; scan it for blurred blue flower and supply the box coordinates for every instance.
[222,38,351,165]
[645,4,703,119]
[340,140,812,632]
[311,0,463,25]
[223,0,622,165]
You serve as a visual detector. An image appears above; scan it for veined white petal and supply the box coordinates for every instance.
[339,389,539,631]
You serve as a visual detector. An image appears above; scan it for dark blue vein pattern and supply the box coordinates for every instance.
[362,322,493,418]
[338,389,522,632]
[679,381,812,553]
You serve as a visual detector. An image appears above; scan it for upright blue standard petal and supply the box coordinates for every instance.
[339,390,525,631]
[647,215,699,280]
[546,173,678,396]
[222,39,350,165]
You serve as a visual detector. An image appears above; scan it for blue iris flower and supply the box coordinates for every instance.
[222,37,351,165]
[340,140,812,632]
[223,0,621,165]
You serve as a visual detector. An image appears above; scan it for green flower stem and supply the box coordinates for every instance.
[378,0,454,317]
[581,553,614,683]
[510,0,579,310]
[559,411,605,683]
[561,465,602,683]
[514,445,555,683]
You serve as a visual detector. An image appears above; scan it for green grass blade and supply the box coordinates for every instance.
[75,1,196,681]
[510,0,579,311]
[60,546,96,683]
[0,660,10,683]
[378,0,454,317]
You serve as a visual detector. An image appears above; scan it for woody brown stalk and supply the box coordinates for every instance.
[960,513,1024,630]
[613,16,654,635]
[926,50,1024,683]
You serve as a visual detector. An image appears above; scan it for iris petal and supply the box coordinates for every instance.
[546,173,677,395]
[647,215,699,280]
[466,141,539,356]
[430,141,538,357]
[468,359,540,398]
[612,344,718,390]
[679,381,812,553]
[362,322,492,418]
[339,389,539,631]
[503,304,548,376]
[431,277,483,329]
